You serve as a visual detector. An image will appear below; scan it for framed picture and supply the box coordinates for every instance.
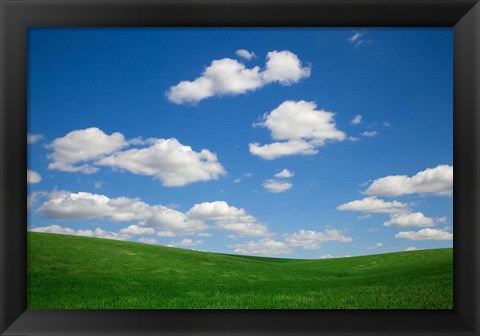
[1,0,479,335]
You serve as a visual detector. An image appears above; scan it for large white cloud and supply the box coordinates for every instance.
[27,170,42,184]
[384,212,435,228]
[97,138,226,187]
[36,191,270,237]
[187,201,270,237]
[365,165,453,197]
[48,127,128,174]
[250,100,345,159]
[36,191,203,233]
[395,228,453,241]
[46,128,226,187]
[166,50,310,104]
[262,179,293,193]
[337,197,408,214]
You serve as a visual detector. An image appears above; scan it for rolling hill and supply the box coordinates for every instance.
[28,232,453,309]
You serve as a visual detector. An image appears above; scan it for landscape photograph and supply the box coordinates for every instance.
[27,27,453,309]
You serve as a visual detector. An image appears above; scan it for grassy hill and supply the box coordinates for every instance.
[28,232,453,309]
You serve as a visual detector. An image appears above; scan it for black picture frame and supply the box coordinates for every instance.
[1,0,479,335]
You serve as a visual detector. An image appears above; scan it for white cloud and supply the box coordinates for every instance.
[187,201,270,237]
[94,181,103,189]
[284,229,352,250]
[366,242,384,250]
[348,31,368,47]
[27,170,42,184]
[261,50,311,85]
[351,115,362,125]
[169,238,203,247]
[250,100,345,159]
[361,130,378,137]
[138,238,158,245]
[274,169,294,178]
[36,191,205,234]
[262,179,293,193]
[230,228,352,256]
[28,191,48,209]
[119,225,155,235]
[436,216,448,223]
[229,238,293,256]
[37,191,119,220]
[249,139,318,160]
[97,138,226,187]
[384,212,435,228]
[47,128,226,187]
[337,197,408,214]
[233,172,252,183]
[146,205,207,232]
[156,230,177,237]
[27,133,44,144]
[365,165,453,197]
[405,246,417,251]
[256,100,346,143]
[198,232,212,237]
[235,49,256,60]
[395,228,453,241]
[166,50,310,104]
[48,128,128,174]
[348,32,363,43]
[30,224,130,241]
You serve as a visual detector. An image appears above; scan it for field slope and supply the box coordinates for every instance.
[28,232,453,309]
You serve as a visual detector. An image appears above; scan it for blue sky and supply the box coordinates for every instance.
[27,28,453,259]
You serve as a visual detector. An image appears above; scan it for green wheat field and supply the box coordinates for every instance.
[28,232,453,309]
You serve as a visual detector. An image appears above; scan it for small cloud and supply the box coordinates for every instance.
[94,181,103,189]
[405,246,417,251]
[263,179,293,193]
[351,115,362,125]
[233,172,253,183]
[235,49,256,60]
[28,133,44,144]
[169,238,203,247]
[27,170,42,184]
[366,242,384,250]
[361,131,378,137]
[347,31,370,47]
[436,216,448,223]
[198,232,213,237]
[383,122,392,127]
[274,169,294,179]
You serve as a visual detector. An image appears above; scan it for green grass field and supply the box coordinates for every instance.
[28,232,453,309]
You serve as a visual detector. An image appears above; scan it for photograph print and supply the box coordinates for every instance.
[27,27,453,309]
